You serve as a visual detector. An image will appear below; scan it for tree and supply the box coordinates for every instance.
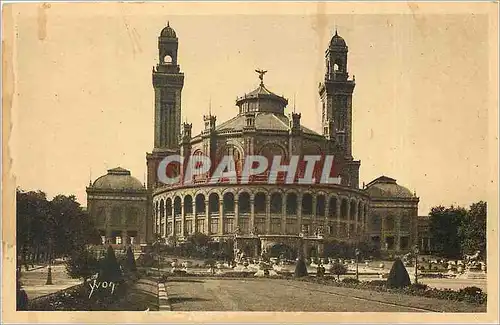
[387,258,411,288]
[98,245,123,283]
[65,247,100,284]
[188,232,210,248]
[124,246,137,273]
[460,201,486,259]
[429,205,467,258]
[294,258,308,277]
[329,262,347,281]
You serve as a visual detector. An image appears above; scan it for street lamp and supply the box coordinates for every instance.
[413,245,419,284]
[355,248,360,281]
[45,238,53,285]
[154,235,162,279]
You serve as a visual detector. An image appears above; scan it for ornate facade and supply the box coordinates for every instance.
[88,23,422,257]
[147,24,387,258]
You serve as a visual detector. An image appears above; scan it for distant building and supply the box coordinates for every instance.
[86,167,148,247]
[365,176,419,253]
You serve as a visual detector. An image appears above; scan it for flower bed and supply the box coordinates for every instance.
[28,276,138,311]
[297,277,487,305]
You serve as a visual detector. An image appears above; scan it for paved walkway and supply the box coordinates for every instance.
[20,264,82,299]
[165,277,486,312]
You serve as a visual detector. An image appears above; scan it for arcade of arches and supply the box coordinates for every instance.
[153,185,369,258]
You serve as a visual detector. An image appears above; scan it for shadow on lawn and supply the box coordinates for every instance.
[169,296,210,304]
[167,279,206,283]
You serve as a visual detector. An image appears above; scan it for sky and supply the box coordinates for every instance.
[7,3,495,215]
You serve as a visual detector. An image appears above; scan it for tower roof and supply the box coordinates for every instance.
[91,167,144,190]
[160,22,177,38]
[329,30,347,47]
[235,70,288,114]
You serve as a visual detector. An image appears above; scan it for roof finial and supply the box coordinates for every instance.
[335,23,338,36]
[255,69,267,86]
[293,92,296,113]
[89,167,92,186]
[167,21,170,27]
[209,96,212,115]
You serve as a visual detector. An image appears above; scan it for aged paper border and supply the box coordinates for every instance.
[2,1,498,323]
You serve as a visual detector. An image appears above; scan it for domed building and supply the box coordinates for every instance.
[86,167,148,246]
[87,23,421,257]
[145,23,382,259]
[364,176,419,254]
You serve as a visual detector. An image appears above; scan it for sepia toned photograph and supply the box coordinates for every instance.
[2,1,498,323]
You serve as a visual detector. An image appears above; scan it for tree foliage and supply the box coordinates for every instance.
[329,262,347,280]
[294,258,308,277]
[65,247,100,283]
[16,189,101,264]
[429,201,487,259]
[98,245,123,283]
[429,205,467,258]
[460,201,487,258]
[387,258,411,288]
[124,246,137,272]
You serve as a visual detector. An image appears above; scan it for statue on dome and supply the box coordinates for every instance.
[255,69,267,85]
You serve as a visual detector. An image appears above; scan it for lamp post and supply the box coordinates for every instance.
[45,238,53,285]
[355,248,360,281]
[413,245,419,284]
[155,234,162,279]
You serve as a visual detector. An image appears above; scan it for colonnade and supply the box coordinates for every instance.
[153,188,369,241]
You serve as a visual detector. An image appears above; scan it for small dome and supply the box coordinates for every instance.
[92,167,144,190]
[160,22,177,38]
[330,30,346,47]
[365,176,414,199]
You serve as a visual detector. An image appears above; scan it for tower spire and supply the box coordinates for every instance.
[209,96,212,115]
[293,93,296,113]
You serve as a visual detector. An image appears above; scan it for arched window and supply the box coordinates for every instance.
[223,192,235,214]
[163,55,173,64]
[270,192,282,214]
[333,63,339,71]
[350,201,357,221]
[184,195,193,215]
[254,192,266,214]
[328,197,337,218]
[165,198,172,217]
[174,197,182,218]
[209,193,219,215]
[286,193,298,215]
[316,195,326,216]
[302,193,313,216]
[340,199,348,219]
[239,192,251,214]
[195,194,205,215]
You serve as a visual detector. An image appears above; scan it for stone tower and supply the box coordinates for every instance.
[319,30,356,159]
[146,22,184,189]
[319,30,360,188]
[153,22,184,150]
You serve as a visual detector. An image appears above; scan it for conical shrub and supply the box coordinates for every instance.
[98,245,123,283]
[294,258,308,277]
[387,258,411,288]
[125,246,137,272]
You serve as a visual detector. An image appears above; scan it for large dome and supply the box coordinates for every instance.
[92,167,144,190]
[365,176,413,199]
